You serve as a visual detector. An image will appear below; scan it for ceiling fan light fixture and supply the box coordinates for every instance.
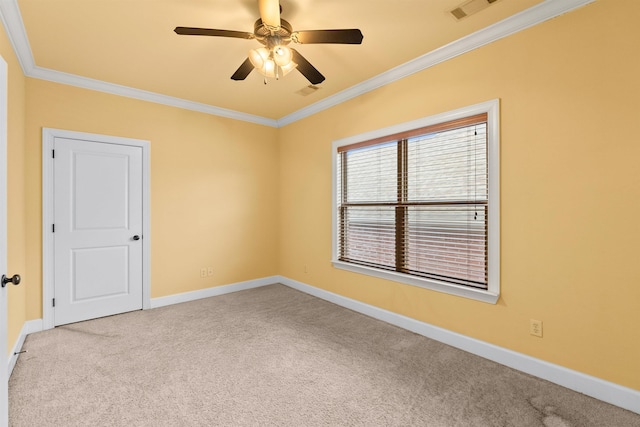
[249,46,297,80]
[273,45,293,67]
[248,47,270,69]
[279,61,298,76]
[248,48,275,78]
[254,60,297,80]
[249,48,277,78]
[261,59,277,78]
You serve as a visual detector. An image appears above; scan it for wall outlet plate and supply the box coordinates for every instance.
[530,319,543,337]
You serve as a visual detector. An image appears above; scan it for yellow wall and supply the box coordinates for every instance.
[0,15,28,354]
[278,0,640,391]
[24,80,279,318]
[3,0,638,395]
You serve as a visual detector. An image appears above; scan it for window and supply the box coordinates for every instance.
[332,101,499,303]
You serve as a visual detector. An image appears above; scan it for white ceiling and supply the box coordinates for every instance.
[1,0,591,126]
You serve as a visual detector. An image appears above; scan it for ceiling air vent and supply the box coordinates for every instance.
[296,85,322,96]
[450,0,500,21]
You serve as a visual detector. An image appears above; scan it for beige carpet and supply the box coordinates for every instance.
[9,284,640,426]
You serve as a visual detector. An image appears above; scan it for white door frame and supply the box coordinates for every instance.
[0,54,9,427]
[42,128,151,330]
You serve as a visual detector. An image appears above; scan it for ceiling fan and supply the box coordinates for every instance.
[174,0,363,85]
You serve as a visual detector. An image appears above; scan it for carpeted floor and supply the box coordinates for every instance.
[9,284,640,426]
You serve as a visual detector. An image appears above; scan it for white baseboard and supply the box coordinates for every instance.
[277,276,640,415]
[9,276,639,414]
[8,319,43,377]
[149,276,280,309]
[9,277,279,373]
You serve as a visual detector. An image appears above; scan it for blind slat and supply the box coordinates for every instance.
[337,116,488,289]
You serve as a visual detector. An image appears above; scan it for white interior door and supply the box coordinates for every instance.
[53,138,143,326]
[0,54,8,427]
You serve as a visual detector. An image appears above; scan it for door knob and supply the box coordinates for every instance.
[1,274,21,288]
[132,235,141,241]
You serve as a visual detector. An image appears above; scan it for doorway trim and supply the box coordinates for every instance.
[42,128,151,330]
[0,53,9,427]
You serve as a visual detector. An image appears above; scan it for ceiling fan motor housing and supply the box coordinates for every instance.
[254,18,294,47]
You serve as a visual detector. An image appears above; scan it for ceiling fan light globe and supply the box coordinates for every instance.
[273,45,293,67]
[248,47,270,69]
[258,59,277,78]
[279,61,298,76]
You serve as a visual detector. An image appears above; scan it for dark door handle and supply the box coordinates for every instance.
[132,235,141,241]
[2,274,21,288]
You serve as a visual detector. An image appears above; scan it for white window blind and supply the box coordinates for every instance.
[336,114,489,289]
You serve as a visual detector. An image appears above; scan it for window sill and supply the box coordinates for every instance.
[332,260,499,304]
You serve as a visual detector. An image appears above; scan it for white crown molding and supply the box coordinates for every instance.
[0,0,278,128]
[0,0,595,127]
[29,66,278,127]
[0,0,35,73]
[277,0,596,127]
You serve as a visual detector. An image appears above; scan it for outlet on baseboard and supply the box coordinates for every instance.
[200,268,207,278]
[207,267,214,276]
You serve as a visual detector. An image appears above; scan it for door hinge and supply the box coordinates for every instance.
[52,149,55,158]
[52,224,55,233]
[52,298,55,307]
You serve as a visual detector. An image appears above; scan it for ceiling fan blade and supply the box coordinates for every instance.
[231,58,254,81]
[292,29,363,44]
[174,27,255,39]
[258,0,281,29]
[291,49,325,85]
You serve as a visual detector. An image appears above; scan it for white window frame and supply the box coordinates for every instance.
[331,99,500,304]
